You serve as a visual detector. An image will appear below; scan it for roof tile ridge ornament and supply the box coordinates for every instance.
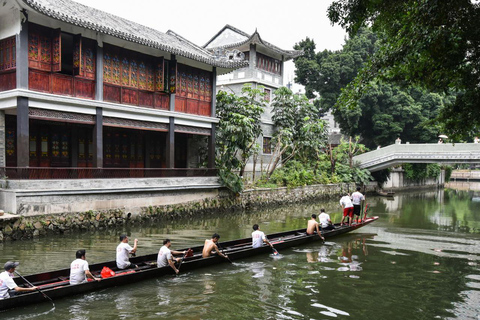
[213,47,246,63]
[206,26,303,60]
[202,24,251,48]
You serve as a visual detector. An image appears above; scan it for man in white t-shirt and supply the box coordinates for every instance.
[70,250,100,285]
[340,193,354,226]
[0,261,37,300]
[319,209,334,230]
[116,235,138,269]
[252,224,273,249]
[157,239,186,274]
[351,187,365,223]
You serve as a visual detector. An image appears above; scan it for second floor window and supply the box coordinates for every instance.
[0,36,16,72]
[28,23,95,79]
[256,52,281,75]
[263,137,272,154]
[264,88,271,102]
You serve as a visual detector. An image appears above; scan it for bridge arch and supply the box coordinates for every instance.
[352,143,480,172]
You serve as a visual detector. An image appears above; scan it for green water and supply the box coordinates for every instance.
[1,186,480,319]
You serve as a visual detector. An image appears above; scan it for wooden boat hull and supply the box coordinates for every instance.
[376,190,395,197]
[0,216,378,311]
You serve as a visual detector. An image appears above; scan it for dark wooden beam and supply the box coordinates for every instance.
[144,132,151,168]
[208,125,216,169]
[211,67,217,116]
[169,55,176,112]
[93,107,103,168]
[166,117,175,168]
[71,127,78,167]
[16,97,29,167]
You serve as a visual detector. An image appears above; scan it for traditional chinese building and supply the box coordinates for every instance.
[0,0,246,214]
[204,25,302,175]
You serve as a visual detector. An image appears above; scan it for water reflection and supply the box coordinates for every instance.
[3,187,480,319]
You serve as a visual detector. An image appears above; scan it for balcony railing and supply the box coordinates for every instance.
[0,167,218,180]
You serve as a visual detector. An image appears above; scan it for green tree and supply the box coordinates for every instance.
[216,85,266,192]
[266,87,328,177]
[327,0,480,140]
[294,28,449,148]
[324,136,372,185]
[294,28,377,107]
[336,83,446,148]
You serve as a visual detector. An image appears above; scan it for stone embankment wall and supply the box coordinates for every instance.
[450,170,480,181]
[0,183,354,242]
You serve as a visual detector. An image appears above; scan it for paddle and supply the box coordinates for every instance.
[362,203,369,222]
[270,245,279,255]
[15,271,55,309]
[176,248,193,273]
[216,243,233,263]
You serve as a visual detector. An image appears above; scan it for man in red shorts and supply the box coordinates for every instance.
[340,193,354,226]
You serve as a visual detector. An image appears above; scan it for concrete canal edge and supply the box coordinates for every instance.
[0,182,355,242]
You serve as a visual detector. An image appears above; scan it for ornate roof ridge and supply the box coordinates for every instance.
[204,24,303,60]
[21,0,248,69]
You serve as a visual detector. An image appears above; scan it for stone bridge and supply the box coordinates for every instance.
[352,143,480,172]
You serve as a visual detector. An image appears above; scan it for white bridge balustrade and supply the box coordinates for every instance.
[353,143,480,172]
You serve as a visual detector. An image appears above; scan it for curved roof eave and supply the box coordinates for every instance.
[206,29,303,60]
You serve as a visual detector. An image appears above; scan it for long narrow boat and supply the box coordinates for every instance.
[0,216,378,311]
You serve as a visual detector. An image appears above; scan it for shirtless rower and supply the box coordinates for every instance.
[202,233,229,260]
[306,214,325,241]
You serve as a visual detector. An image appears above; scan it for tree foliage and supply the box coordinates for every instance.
[327,0,480,140]
[294,27,452,148]
[403,163,441,182]
[267,87,328,177]
[216,85,266,193]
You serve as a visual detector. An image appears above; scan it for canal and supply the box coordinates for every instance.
[1,184,480,319]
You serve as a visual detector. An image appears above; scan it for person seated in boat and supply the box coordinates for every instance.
[319,209,335,230]
[252,224,273,249]
[306,214,325,240]
[157,239,187,274]
[0,261,37,299]
[340,193,354,226]
[202,233,229,260]
[70,249,100,285]
[351,187,365,223]
[116,235,138,270]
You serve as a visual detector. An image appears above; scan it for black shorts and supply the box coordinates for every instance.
[353,205,361,216]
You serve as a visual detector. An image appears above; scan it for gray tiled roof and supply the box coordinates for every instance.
[21,0,248,69]
[204,24,303,60]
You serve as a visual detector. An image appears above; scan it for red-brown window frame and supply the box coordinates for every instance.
[0,36,16,72]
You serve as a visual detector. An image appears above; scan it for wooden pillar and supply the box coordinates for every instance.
[166,117,175,168]
[0,110,5,167]
[95,44,103,101]
[211,67,217,116]
[208,126,216,169]
[144,132,151,168]
[16,12,28,89]
[169,55,176,112]
[208,67,217,169]
[71,127,78,167]
[93,107,103,168]
[16,97,29,167]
